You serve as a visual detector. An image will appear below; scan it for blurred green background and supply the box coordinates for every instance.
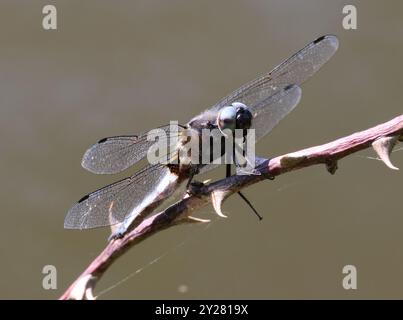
[0,0,402,299]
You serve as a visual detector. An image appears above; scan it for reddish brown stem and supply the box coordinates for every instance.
[60,114,403,300]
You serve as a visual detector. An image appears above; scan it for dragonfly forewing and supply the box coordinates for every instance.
[210,35,338,113]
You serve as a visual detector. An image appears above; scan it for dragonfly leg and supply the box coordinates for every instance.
[228,162,263,221]
[187,180,205,197]
[185,167,206,196]
[185,166,200,189]
[237,191,263,221]
[226,163,231,177]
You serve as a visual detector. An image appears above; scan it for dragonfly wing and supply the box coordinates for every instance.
[251,84,302,141]
[81,124,183,174]
[64,164,179,229]
[210,35,338,112]
[198,163,220,175]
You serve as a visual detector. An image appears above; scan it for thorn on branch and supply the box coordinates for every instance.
[68,275,96,300]
[186,216,211,223]
[211,189,230,218]
[372,135,400,170]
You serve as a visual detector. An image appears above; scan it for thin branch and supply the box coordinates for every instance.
[60,114,403,300]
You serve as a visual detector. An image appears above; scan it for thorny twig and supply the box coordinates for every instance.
[60,114,403,300]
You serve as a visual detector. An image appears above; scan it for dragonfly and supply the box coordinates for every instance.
[65,34,339,239]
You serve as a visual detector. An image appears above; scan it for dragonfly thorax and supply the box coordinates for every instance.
[217,102,252,137]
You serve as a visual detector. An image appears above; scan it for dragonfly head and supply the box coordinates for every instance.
[217,102,252,137]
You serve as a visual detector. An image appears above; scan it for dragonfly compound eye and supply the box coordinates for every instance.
[217,106,237,136]
[233,102,252,130]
